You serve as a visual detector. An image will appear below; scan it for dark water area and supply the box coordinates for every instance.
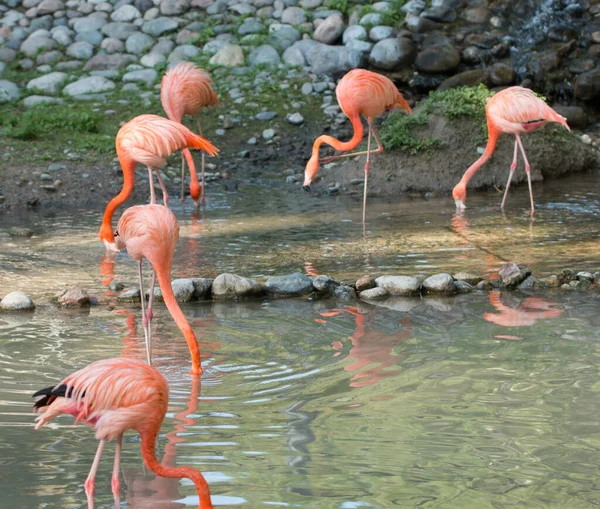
[1,175,600,507]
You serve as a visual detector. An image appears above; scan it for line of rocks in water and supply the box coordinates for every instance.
[1,264,599,312]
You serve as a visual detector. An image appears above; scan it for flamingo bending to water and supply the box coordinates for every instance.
[452,86,570,213]
[115,204,203,375]
[99,114,219,251]
[303,69,412,223]
[161,62,219,205]
[33,358,213,508]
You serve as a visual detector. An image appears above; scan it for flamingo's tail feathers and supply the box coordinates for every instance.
[187,132,219,157]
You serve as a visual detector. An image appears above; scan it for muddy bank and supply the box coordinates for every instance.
[315,115,600,197]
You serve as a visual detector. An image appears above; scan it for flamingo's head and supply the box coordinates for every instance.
[452,183,467,211]
[303,155,319,191]
[99,224,120,252]
[189,180,201,204]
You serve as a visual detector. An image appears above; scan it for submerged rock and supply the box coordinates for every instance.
[453,272,482,286]
[375,275,421,296]
[117,288,141,301]
[265,272,313,297]
[58,287,91,307]
[212,273,263,299]
[0,291,35,311]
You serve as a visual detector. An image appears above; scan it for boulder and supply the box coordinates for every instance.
[84,54,136,70]
[265,272,313,297]
[192,278,213,300]
[26,71,67,95]
[125,32,154,54]
[334,285,356,301]
[24,95,64,107]
[160,0,190,15]
[142,17,178,36]
[356,275,376,292]
[359,286,389,301]
[248,44,280,66]
[489,63,515,86]
[313,14,344,45]
[369,37,416,70]
[266,24,300,52]
[57,287,91,307]
[102,22,139,40]
[122,68,157,86]
[498,263,531,288]
[21,36,56,57]
[415,43,460,73]
[437,69,489,91]
[212,273,263,299]
[422,273,456,295]
[111,5,142,21]
[209,44,244,67]
[453,272,482,286]
[66,40,94,59]
[0,80,20,103]
[0,291,35,311]
[63,76,115,96]
[575,69,600,100]
[375,275,421,296]
[312,275,339,294]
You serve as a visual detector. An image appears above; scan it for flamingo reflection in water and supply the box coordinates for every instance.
[484,290,563,328]
[319,306,412,387]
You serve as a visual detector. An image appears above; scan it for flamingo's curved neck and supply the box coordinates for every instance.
[312,113,364,160]
[141,430,212,508]
[154,263,202,374]
[458,128,500,187]
[100,155,136,237]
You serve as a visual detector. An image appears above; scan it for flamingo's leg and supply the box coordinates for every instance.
[154,168,169,207]
[321,133,383,164]
[137,261,151,365]
[362,122,373,224]
[501,138,519,209]
[197,116,206,204]
[147,166,156,204]
[146,270,156,332]
[180,152,186,202]
[516,134,535,213]
[111,434,123,498]
[84,439,106,499]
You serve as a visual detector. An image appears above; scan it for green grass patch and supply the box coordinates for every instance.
[421,84,493,119]
[380,112,443,154]
[326,0,349,14]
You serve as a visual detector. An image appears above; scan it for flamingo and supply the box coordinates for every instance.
[32,358,213,509]
[303,69,412,223]
[99,114,219,251]
[161,62,219,205]
[115,203,203,375]
[452,86,570,213]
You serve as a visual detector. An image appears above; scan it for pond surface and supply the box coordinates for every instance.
[1,176,600,508]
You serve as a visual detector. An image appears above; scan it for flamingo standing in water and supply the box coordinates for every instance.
[303,69,412,223]
[161,62,219,205]
[99,114,219,250]
[33,358,213,508]
[115,203,203,375]
[452,86,570,213]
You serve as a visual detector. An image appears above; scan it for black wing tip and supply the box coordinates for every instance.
[32,384,73,410]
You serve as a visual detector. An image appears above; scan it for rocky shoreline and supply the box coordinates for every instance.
[2,263,598,312]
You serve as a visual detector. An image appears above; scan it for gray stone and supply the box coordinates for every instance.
[230,2,256,14]
[262,128,275,139]
[557,269,576,284]
[281,6,305,24]
[287,112,303,124]
[126,31,153,53]
[518,276,537,291]
[118,288,141,301]
[66,40,94,59]
[58,287,91,307]
[140,52,165,67]
[0,48,17,62]
[343,24,367,44]
[75,30,104,46]
[84,53,136,70]
[209,44,244,67]
[359,12,382,25]
[267,24,300,51]
[415,43,460,73]
[312,275,339,293]
[334,285,356,301]
[248,44,280,66]
[489,62,515,86]
[23,95,64,107]
[206,0,227,14]
[577,271,594,281]
[498,263,531,287]
[142,16,178,36]
[149,278,195,302]
[438,69,488,91]
[346,39,373,53]
[192,277,213,300]
[359,286,389,300]
[167,44,199,63]
[238,18,264,35]
[108,281,125,292]
[111,4,141,21]
[56,60,83,70]
[375,275,421,296]
[63,76,115,95]
[452,272,482,286]
[265,272,313,297]
[552,105,588,128]
[402,0,426,14]
[21,36,56,57]
[101,37,124,53]
[102,21,138,40]
[212,273,264,299]
[369,37,415,70]
[51,28,72,46]
[26,72,68,95]
[0,291,35,311]
[369,25,396,42]
[422,273,456,295]
[454,280,474,294]
[0,80,20,103]
[356,275,376,292]
[9,227,33,237]
[282,45,305,66]
[202,39,229,55]
[73,15,107,33]
[160,0,190,15]
[122,68,157,85]
[257,111,277,120]
[421,5,456,23]
[151,39,175,55]
[294,39,363,75]
[314,14,344,45]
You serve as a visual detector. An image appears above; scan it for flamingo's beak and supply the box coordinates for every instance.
[193,198,201,208]
[455,199,466,211]
[303,185,311,192]
[103,240,120,252]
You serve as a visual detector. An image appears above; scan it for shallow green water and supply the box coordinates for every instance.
[1,176,600,507]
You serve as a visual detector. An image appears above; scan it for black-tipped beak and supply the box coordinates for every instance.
[303,185,311,192]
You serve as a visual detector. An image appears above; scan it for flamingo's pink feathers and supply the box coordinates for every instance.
[161,62,219,122]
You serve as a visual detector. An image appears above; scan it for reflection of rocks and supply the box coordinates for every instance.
[283,400,316,469]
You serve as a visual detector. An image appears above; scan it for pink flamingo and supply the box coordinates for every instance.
[161,62,219,205]
[452,86,570,213]
[99,114,219,251]
[303,69,412,223]
[115,204,203,375]
[32,358,213,509]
